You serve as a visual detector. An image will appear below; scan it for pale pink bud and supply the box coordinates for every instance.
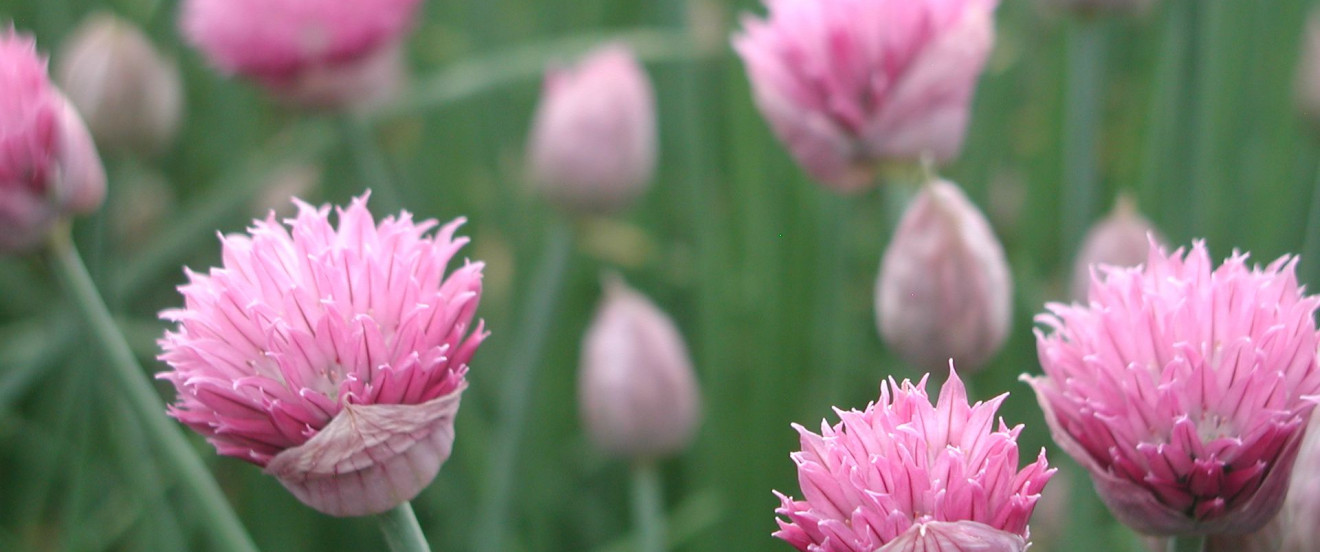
[56,13,183,157]
[876,179,1012,373]
[774,367,1055,552]
[579,276,700,459]
[527,45,657,216]
[1028,241,1320,536]
[158,195,487,516]
[733,0,999,193]
[179,0,419,111]
[1297,11,1320,127]
[1070,193,1161,301]
[0,28,106,252]
[1277,415,1320,552]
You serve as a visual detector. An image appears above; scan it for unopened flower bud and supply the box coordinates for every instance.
[875,179,1012,373]
[56,13,183,157]
[1070,193,1160,301]
[1297,11,1320,128]
[1277,415,1320,552]
[579,277,700,459]
[179,0,419,112]
[527,45,657,216]
[0,28,106,253]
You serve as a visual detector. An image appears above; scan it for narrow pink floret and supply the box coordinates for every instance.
[179,0,421,80]
[775,367,1053,552]
[732,0,998,192]
[1028,239,1320,535]
[158,194,486,467]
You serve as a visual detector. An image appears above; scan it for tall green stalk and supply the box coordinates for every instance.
[470,221,574,552]
[376,502,433,552]
[1168,535,1206,552]
[1061,18,1108,259]
[46,226,259,552]
[631,462,666,552]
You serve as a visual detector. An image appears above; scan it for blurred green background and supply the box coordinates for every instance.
[1,0,1317,550]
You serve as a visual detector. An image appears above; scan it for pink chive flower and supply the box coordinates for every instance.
[526,44,657,216]
[0,27,106,252]
[775,367,1054,552]
[179,0,419,109]
[158,194,486,517]
[733,0,999,193]
[1025,240,1320,536]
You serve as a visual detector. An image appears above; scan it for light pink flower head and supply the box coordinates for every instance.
[158,194,486,517]
[775,367,1054,552]
[1026,240,1320,536]
[579,276,701,459]
[875,179,1012,374]
[0,27,106,252]
[179,0,419,109]
[733,0,999,193]
[527,44,657,216]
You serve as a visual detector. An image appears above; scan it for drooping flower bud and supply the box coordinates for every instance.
[579,276,700,459]
[1070,193,1160,301]
[0,28,106,253]
[733,0,999,193]
[526,45,657,216]
[158,194,487,517]
[875,179,1012,373]
[55,13,183,157]
[179,0,419,111]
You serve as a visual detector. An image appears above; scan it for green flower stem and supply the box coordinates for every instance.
[631,461,666,552]
[1061,17,1108,259]
[1168,535,1206,552]
[339,115,406,213]
[471,221,574,552]
[1302,163,1320,285]
[47,226,259,552]
[376,502,433,552]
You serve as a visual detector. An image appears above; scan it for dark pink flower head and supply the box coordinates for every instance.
[180,0,419,109]
[158,194,486,517]
[775,367,1054,552]
[1026,240,1320,536]
[0,27,106,251]
[733,0,999,193]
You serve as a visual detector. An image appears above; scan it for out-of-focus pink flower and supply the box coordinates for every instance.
[1275,413,1320,551]
[0,27,106,252]
[579,276,701,459]
[733,0,999,193]
[875,179,1012,374]
[179,0,419,110]
[1069,193,1160,301]
[527,45,657,216]
[1026,240,1320,536]
[158,194,486,517]
[775,367,1054,552]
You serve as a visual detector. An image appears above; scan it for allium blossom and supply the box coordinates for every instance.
[179,0,419,109]
[775,367,1054,552]
[876,179,1012,374]
[579,276,701,459]
[1026,240,1320,535]
[158,194,486,517]
[733,0,999,193]
[527,45,657,216]
[0,27,106,252]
